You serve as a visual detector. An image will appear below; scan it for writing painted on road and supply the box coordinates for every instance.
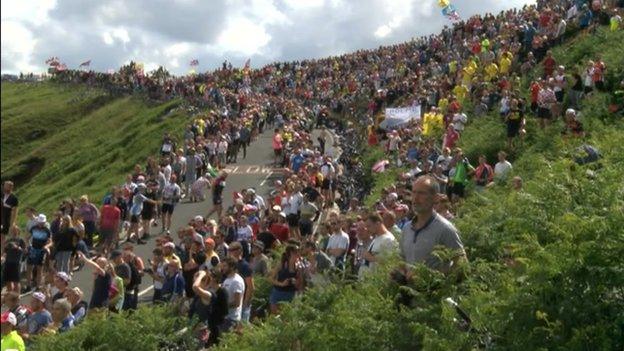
[224,165,283,175]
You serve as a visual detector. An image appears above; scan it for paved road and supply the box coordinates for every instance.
[18,128,335,305]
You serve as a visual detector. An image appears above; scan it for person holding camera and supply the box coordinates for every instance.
[268,245,301,315]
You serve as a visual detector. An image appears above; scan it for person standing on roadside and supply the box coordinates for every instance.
[161,174,181,234]
[24,214,52,293]
[207,171,228,220]
[1,181,19,248]
[220,257,245,332]
[2,226,26,293]
[359,213,398,279]
[77,252,112,309]
[99,200,121,255]
[227,242,254,323]
[53,215,79,274]
[272,128,283,167]
[400,176,466,273]
[77,195,99,248]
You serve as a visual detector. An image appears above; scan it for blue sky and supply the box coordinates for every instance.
[1,0,533,75]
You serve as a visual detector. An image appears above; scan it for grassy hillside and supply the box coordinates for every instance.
[1,82,188,215]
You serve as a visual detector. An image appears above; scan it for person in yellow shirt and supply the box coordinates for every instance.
[438,97,449,115]
[453,84,469,102]
[1,312,25,351]
[499,54,512,75]
[422,108,444,137]
[448,60,458,75]
[195,118,205,136]
[461,65,475,87]
[484,62,499,82]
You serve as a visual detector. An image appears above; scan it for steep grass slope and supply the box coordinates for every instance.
[1,82,187,215]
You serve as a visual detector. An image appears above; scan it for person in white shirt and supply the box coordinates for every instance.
[324,219,350,269]
[436,147,453,174]
[220,257,245,330]
[217,137,228,166]
[207,138,217,164]
[160,175,181,233]
[146,247,167,303]
[161,158,172,184]
[494,151,513,183]
[359,213,398,278]
[281,183,303,238]
[452,112,468,133]
[319,156,336,207]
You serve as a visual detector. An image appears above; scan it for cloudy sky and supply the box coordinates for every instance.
[1,0,532,76]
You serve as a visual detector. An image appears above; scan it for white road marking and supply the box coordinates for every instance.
[247,166,260,173]
[259,171,273,186]
[138,285,154,297]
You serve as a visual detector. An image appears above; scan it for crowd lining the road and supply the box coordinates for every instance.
[2,0,622,349]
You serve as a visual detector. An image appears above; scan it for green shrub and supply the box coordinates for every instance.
[30,305,198,351]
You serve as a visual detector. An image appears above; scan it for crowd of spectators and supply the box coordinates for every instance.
[2,0,622,349]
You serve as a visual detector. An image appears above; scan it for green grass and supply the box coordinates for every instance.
[1,82,188,216]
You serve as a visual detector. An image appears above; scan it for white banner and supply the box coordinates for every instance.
[381,105,421,129]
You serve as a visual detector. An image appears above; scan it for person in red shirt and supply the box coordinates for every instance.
[471,40,481,55]
[272,129,283,167]
[539,9,552,30]
[99,203,121,255]
[269,213,290,243]
[592,57,606,91]
[530,80,541,114]
[443,125,460,150]
[367,128,378,146]
[543,50,556,78]
[447,98,461,115]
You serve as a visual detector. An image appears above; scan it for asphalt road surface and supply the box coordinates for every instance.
[15,128,334,306]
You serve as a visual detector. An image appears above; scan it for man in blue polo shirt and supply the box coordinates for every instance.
[290,147,306,174]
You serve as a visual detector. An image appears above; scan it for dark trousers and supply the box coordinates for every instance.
[122,289,138,310]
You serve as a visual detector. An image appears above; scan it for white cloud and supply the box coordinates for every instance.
[102,32,114,45]
[1,0,536,75]
[1,21,38,73]
[215,18,271,55]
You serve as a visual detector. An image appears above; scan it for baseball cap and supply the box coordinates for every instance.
[272,205,282,212]
[163,242,175,249]
[32,291,46,304]
[0,311,17,326]
[278,212,287,218]
[56,271,72,283]
[194,215,204,222]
